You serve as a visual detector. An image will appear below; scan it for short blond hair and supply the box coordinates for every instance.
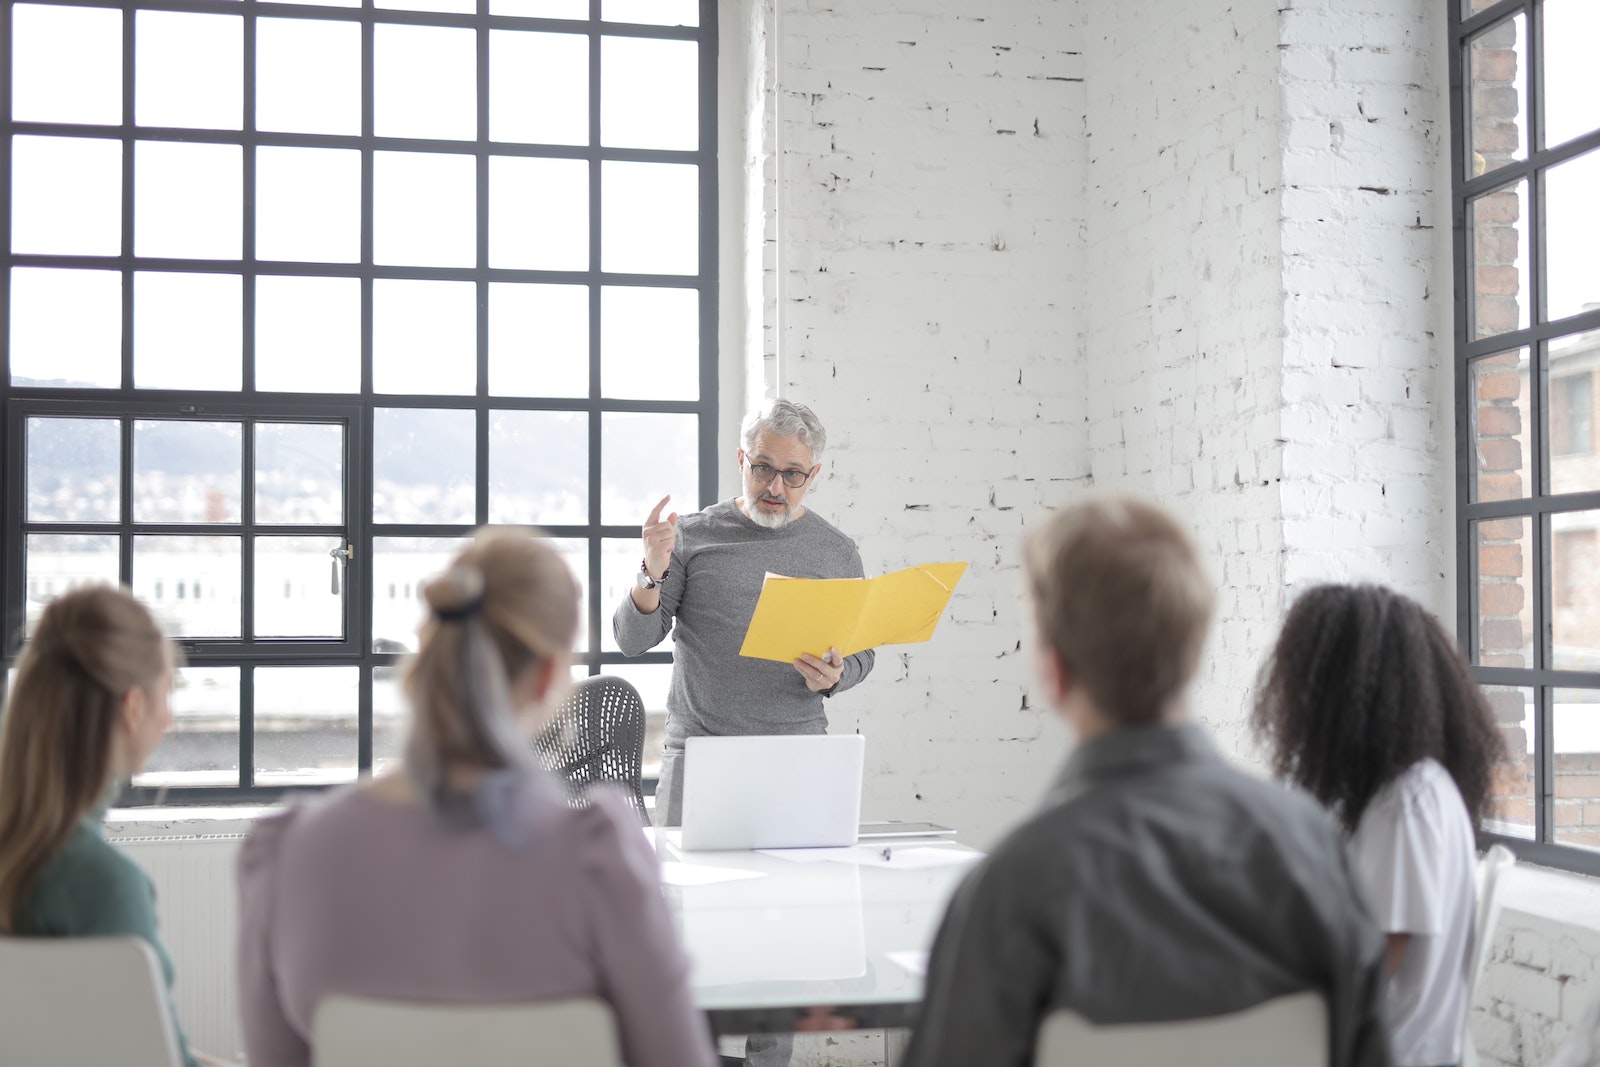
[1023,495,1214,726]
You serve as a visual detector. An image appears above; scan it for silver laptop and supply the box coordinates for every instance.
[680,734,865,850]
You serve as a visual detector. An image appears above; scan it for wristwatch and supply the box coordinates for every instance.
[637,558,669,590]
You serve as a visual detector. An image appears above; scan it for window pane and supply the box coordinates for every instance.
[491,0,586,16]
[602,161,698,276]
[1554,514,1600,671]
[375,25,475,141]
[488,156,589,271]
[374,151,476,268]
[133,536,242,638]
[134,141,243,260]
[256,666,358,785]
[133,272,243,391]
[1469,178,1528,341]
[1465,14,1524,179]
[601,36,698,151]
[11,135,122,256]
[488,283,589,398]
[135,11,242,130]
[1543,0,1600,150]
[372,536,470,652]
[601,286,698,400]
[132,667,240,789]
[490,31,587,146]
[373,665,405,774]
[25,535,120,634]
[256,147,361,263]
[12,4,122,125]
[600,662,671,776]
[373,408,476,525]
[378,0,473,14]
[27,417,120,523]
[1475,516,1532,670]
[1554,689,1600,851]
[133,420,243,524]
[9,268,122,388]
[256,423,345,526]
[256,276,360,394]
[489,410,587,525]
[1550,336,1600,493]
[373,280,477,396]
[1544,147,1600,324]
[600,412,697,525]
[603,0,697,26]
[600,536,671,654]
[1483,684,1534,840]
[257,19,361,135]
[255,537,344,638]
[1469,349,1530,503]
[548,537,589,654]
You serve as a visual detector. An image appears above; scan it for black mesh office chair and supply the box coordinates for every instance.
[533,675,651,826]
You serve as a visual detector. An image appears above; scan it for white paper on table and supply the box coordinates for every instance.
[856,846,984,869]
[887,950,929,976]
[659,861,767,887]
[754,846,863,863]
[760,844,983,869]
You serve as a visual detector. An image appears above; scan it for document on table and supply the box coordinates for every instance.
[659,861,767,886]
[757,844,983,870]
[887,950,929,977]
[738,562,969,663]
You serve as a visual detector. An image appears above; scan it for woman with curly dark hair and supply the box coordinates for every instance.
[1254,583,1502,1067]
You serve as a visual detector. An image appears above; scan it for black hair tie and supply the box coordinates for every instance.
[433,594,486,623]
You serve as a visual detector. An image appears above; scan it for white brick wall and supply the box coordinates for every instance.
[1080,0,1287,761]
[754,0,1089,848]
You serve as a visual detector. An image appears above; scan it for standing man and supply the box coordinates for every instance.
[614,398,875,826]
[903,495,1390,1067]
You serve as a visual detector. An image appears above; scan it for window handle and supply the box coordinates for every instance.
[329,543,353,595]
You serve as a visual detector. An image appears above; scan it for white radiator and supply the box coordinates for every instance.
[113,834,247,1060]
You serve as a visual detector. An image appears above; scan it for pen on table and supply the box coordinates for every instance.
[881,847,893,862]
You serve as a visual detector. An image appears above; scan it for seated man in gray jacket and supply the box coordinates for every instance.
[904,494,1391,1067]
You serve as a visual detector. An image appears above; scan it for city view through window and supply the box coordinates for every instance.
[3,0,716,799]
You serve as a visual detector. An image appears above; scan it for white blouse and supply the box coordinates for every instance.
[1350,757,1477,1067]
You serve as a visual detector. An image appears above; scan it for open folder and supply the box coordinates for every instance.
[737,562,968,663]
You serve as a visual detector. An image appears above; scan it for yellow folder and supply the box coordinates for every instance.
[737,562,968,663]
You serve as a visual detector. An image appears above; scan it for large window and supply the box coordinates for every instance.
[1453,0,1600,870]
[1,0,717,802]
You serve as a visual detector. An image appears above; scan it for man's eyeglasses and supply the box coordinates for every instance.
[744,458,814,488]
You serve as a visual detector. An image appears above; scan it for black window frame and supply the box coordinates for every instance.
[1452,0,1600,873]
[0,0,719,805]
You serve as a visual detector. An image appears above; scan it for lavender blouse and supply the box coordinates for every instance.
[236,783,716,1067]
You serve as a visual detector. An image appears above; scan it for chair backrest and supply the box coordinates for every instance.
[0,935,182,1067]
[1033,991,1328,1067]
[313,994,622,1067]
[1461,843,1518,1067]
[533,674,651,825]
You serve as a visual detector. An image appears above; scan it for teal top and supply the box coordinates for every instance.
[18,814,198,1067]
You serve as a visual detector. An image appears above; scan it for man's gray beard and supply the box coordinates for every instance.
[747,496,793,529]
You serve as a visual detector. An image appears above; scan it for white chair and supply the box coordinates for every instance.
[0,934,182,1067]
[1032,991,1327,1067]
[312,994,623,1067]
[1461,843,1518,1067]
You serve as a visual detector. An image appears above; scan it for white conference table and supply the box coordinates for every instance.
[652,830,981,1038]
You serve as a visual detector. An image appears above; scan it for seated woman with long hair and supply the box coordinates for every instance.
[0,586,199,1067]
[1253,584,1502,1067]
[236,529,715,1067]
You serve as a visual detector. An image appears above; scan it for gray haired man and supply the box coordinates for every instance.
[614,399,876,1067]
[615,398,876,824]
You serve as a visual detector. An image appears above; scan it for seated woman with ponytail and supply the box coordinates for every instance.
[236,529,716,1067]
[0,586,199,1067]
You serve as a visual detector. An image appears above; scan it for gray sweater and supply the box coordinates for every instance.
[613,499,875,749]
